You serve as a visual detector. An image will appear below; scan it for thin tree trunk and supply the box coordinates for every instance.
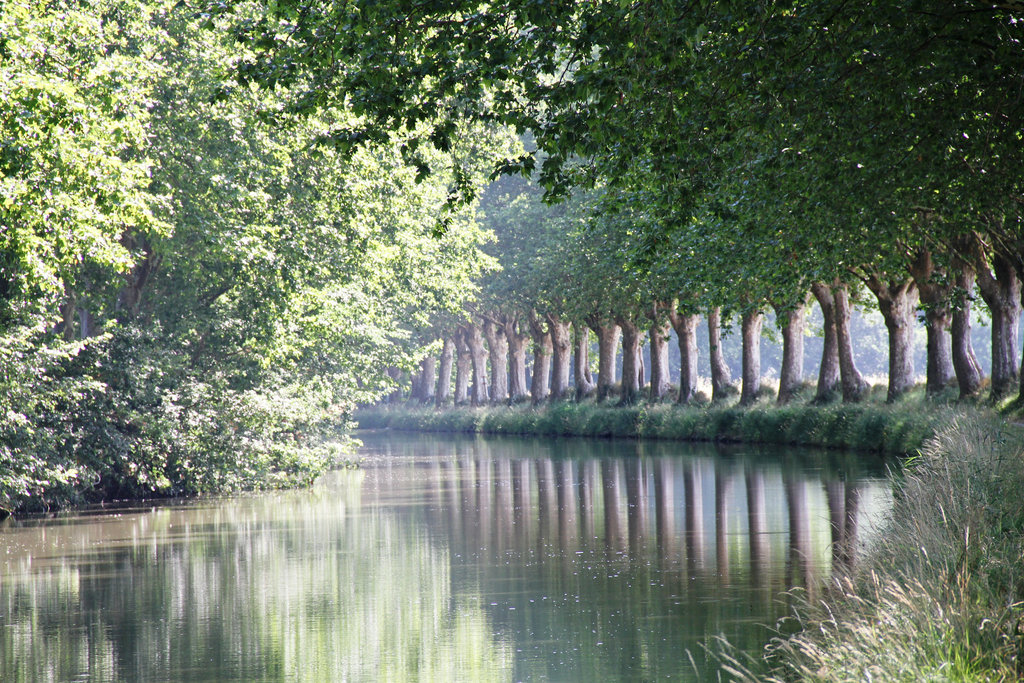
[864,274,919,402]
[483,317,509,403]
[708,306,732,402]
[775,299,807,405]
[811,283,841,402]
[588,317,621,402]
[617,316,641,405]
[740,311,763,406]
[908,248,955,397]
[668,308,700,404]
[505,315,530,402]
[833,282,868,402]
[528,311,552,404]
[419,356,436,404]
[435,338,454,407]
[573,322,596,400]
[454,328,472,405]
[467,323,489,406]
[647,305,672,402]
[547,314,572,401]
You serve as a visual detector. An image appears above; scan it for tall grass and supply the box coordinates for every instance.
[357,391,958,456]
[715,416,1024,682]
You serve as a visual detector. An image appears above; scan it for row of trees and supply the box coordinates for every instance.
[273,0,1019,408]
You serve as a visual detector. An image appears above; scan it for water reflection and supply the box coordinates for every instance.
[0,433,891,682]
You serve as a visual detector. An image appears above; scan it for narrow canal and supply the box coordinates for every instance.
[0,432,891,681]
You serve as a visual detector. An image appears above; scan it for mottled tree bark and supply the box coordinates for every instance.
[435,337,454,407]
[502,314,530,402]
[528,311,552,404]
[617,315,642,405]
[573,322,596,400]
[949,248,983,399]
[707,307,732,402]
[668,308,700,404]
[775,299,807,405]
[546,313,572,400]
[647,305,672,401]
[739,311,763,406]
[482,317,509,403]
[833,283,869,402]
[908,249,955,397]
[975,250,1021,400]
[588,316,621,402]
[453,328,472,405]
[409,367,423,402]
[811,284,841,402]
[864,274,919,402]
[466,323,490,406]
[419,355,436,404]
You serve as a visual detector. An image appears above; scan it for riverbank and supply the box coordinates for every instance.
[360,396,1024,680]
[727,415,1024,682]
[356,394,962,456]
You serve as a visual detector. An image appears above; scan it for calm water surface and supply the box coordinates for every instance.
[0,432,892,682]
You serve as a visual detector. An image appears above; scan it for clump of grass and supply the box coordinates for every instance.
[726,416,1024,682]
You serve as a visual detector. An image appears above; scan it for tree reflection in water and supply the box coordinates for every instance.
[0,433,892,682]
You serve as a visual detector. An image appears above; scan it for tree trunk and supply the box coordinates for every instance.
[775,300,807,405]
[588,317,621,402]
[419,355,436,404]
[528,311,552,404]
[504,315,530,402]
[386,367,402,404]
[78,306,95,339]
[435,338,454,407]
[573,322,596,400]
[409,369,422,403]
[115,236,159,316]
[864,274,919,402]
[708,306,732,402]
[617,316,641,405]
[668,308,700,404]
[950,262,983,399]
[908,248,955,397]
[546,314,572,400]
[811,283,841,402]
[454,328,472,405]
[739,311,763,406]
[467,323,489,406]
[647,306,672,402]
[975,250,1022,400]
[483,317,509,403]
[60,285,77,341]
[833,283,869,402]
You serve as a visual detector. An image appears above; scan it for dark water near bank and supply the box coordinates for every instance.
[0,433,891,682]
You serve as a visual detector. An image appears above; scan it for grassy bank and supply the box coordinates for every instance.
[357,394,961,456]
[716,416,1024,682]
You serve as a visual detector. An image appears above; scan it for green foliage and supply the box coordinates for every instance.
[0,317,351,514]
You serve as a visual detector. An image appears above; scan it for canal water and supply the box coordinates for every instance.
[0,432,891,682]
